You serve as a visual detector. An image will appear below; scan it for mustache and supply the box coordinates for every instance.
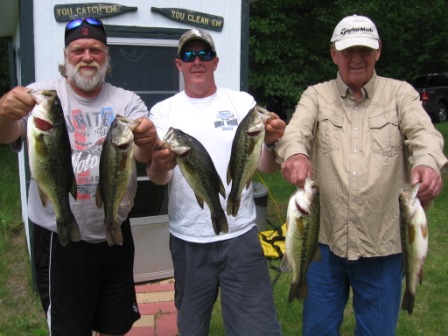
[75,62,100,71]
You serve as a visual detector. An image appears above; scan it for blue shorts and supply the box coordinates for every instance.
[32,219,140,336]
[170,227,282,336]
[303,244,402,336]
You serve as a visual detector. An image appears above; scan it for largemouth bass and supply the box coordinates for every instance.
[27,90,80,246]
[285,177,320,301]
[226,105,271,216]
[96,115,140,246]
[163,127,228,235]
[399,183,429,315]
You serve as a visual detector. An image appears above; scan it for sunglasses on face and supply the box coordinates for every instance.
[179,50,216,62]
[65,17,105,33]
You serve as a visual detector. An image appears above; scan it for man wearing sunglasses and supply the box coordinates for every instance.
[0,18,157,336]
[146,29,284,335]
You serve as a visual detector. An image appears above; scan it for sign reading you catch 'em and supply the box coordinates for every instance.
[54,3,137,22]
[151,7,224,32]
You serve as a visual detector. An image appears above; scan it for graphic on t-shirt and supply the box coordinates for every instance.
[67,107,115,200]
[215,110,238,131]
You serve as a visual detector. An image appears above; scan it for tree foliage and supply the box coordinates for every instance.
[0,37,11,96]
[249,0,448,110]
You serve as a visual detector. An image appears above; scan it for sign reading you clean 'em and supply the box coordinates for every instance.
[151,7,224,32]
[54,2,137,22]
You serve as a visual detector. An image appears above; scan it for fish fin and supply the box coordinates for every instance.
[226,168,232,185]
[246,138,256,155]
[226,195,240,217]
[298,282,308,299]
[56,214,81,246]
[212,211,229,235]
[37,187,49,207]
[245,179,251,190]
[106,222,123,246]
[219,182,227,199]
[296,218,305,235]
[195,194,205,209]
[119,192,133,210]
[401,288,415,315]
[312,248,321,262]
[418,266,424,285]
[70,175,77,200]
[95,187,103,208]
[119,154,129,172]
[288,283,299,302]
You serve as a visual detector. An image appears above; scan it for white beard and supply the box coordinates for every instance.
[66,59,108,91]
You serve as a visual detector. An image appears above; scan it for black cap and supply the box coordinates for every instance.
[65,18,107,47]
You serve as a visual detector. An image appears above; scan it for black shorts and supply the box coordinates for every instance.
[32,219,140,336]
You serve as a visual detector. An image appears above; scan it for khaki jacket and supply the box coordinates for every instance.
[276,72,448,260]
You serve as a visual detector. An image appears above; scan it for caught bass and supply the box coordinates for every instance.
[226,105,271,216]
[399,183,429,315]
[27,90,80,246]
[285,177,320,301]
[96,115,140,246]
[163,127,228,235]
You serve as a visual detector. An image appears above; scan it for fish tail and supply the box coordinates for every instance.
[298,282,308,299]
[106,222,123,246]
[56,215,81,246]
[211,211,229,235]
[288,283,299,302]
[226,195,241,217]
[401,288,415,315]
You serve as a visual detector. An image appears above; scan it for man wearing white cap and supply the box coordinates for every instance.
[276,15,447,335]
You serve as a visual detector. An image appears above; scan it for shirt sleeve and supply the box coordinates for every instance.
[275,86,318,163]
[398,81,448,174]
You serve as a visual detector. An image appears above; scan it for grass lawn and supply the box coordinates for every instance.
[0,121,447,335]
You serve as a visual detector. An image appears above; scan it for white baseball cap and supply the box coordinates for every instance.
[331,15,380,51]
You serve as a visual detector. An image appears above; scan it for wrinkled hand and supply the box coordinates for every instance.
[411,165,443,208]
[264,112,286,146]
[281,154,312,187]
[0,86,36,122]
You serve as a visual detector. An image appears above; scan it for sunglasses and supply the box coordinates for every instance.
[66,17,105,33]
[179,50,216,62]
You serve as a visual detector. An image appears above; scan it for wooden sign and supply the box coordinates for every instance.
[151,7,224,32]
[54,3,137,22]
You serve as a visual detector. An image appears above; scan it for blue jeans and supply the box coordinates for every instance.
[303,244,402,336]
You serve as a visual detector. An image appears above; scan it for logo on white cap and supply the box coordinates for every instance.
[331,15,380,51]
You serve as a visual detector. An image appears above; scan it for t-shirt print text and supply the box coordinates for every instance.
[214,110,238,131]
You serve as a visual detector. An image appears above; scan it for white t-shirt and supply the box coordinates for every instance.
[150,87,258,243]
[16,77,149,242]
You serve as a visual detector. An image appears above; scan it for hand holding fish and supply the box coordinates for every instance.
[281,154,313,188]
[0,86,36,120]
[411,165,443,209]
[0,86,37,144]
[132,117,158,164]
[146,139,177,185]
[264,112,285,147]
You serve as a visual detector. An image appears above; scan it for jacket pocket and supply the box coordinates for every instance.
[316,113,343,153]
[368,111,403,156]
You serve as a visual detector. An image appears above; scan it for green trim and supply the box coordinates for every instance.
[240,0,250,91]
[105,25,188,40]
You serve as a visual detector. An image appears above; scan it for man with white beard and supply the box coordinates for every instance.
[0,18,157,336]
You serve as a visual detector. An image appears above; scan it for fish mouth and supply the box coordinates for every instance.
[295,201,309,216]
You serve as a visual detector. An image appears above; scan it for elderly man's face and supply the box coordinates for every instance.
[64,38,109,92]
[331,44,381,91]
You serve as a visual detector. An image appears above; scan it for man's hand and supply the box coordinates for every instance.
[281,154,312,187]
[411,165,443,209]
